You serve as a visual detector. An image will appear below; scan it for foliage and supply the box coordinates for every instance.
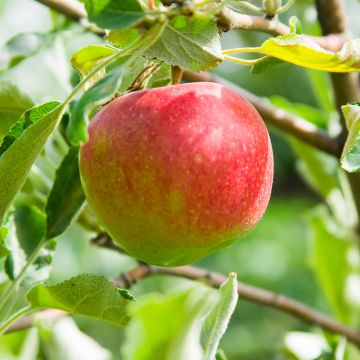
[1,0,360,359]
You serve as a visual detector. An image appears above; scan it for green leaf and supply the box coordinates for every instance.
[46,146,85,239]
[38,317,112,360]
[67,48,149,146]
[145,16,223,71]
[232,34,360,72]
[340,103,360,172]
[0,102,63,224]
[14,206,46,256]
[0,226,10,258]
[67,67,123,146]
[81,0,144,29]
[27,274,132,326]
[122,287,216,360]
[251,56,284,74]
[107,28,142,48]
[215,349,228,360]
[201,273,238,360]
[0,81,33,141]
[309,207,352,323]
[148,62,172,88]
[71,44,117,90]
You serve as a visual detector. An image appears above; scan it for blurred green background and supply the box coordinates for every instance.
[1,0,360,359]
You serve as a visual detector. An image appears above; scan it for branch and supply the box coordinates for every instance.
[183,71,340,156]
[315,0,360,233]
[114,264,360,347]
[35,0,345,52]
[8,262,360,347]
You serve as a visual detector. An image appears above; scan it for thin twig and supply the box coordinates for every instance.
[7,263,360,347]
[35,0,346,52]
[113,263,360,347]
[183,70,340,156]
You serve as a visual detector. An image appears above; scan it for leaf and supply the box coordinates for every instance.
[46,146,85,239]
[251,56,284,74]
[106,28,142,48]
[14,206,46,256]
[0,102,63,224]
[309,207,352,323]
[0,226,10,258]
[145,16,223,71]
[122,287,216,360]
[67,51,147,146]
[0,81,33,141]
[81,0,144,29]
[148,63,172,88]
[71,44,117,90]
[201,273,238,360]
[67,67,123,146]
[340,103,360,172]
[38,317,112,360]
[26,274,132,326]
[215,349,228,360]
[232,34,360,72]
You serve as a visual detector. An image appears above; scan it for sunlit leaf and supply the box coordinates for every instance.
[146,16,223,71]
[201,273,238,360]
[71,44,117,90]
[27,274,132,326]
[46,146,85,239]
[341,103,360,172]
[227,34,360,72]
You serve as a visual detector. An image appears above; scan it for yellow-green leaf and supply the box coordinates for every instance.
[226,34,360,72]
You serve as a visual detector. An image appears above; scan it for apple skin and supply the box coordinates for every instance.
[80,82,273,266]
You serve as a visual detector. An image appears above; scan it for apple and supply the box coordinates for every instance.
[80,82,273,266]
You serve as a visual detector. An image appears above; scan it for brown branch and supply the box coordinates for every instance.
[183,70,340,156]
[35,0,345,52]
[9,262,360,346]
[113,263,360,347]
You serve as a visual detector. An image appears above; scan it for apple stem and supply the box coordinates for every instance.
[171,65,184,85]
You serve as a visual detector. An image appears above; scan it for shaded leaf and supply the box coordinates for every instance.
[201,273,238,360]
[0,102,63,223]
[14,206,46,256]
[146,16,223,71]
[46,146,85,239]
[27,274,132,326]
[81,0,144,29]
[0,81,33,141]
[229,34,360,72]
[67,67,123,146]
[340,103,360,172]
[251,56,283,74]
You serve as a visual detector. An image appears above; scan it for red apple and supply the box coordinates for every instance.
[80,82,273,266]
